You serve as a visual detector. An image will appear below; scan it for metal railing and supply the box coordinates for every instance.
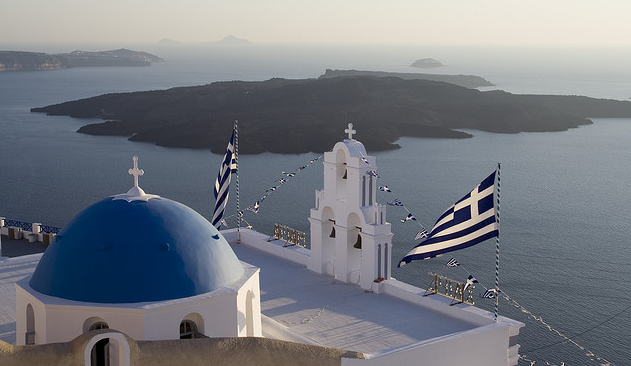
[271,223,306,247]
[39,225,61,234]
[424,272,476,306]
[1,218,61,234]
[3,219,32,232]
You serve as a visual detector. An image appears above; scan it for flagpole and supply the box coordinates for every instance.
[234,120,241,242]
[494,162,501,321]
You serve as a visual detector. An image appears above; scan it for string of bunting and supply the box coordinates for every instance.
[221,156,323,230]
[376,185,431,242]
[355,151,432,242]
[442,257,614,366]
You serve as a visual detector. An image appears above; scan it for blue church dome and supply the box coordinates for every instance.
[29,193,245,304]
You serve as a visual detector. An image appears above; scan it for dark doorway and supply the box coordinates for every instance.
[91,338,110,366]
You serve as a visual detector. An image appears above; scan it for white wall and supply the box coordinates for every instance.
[342,323,515,366]
[15,265,263,344]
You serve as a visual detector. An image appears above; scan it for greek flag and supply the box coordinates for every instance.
[212,127,236,229]
[379,185,391,192]
[400,213,416,223]
[481,289,498,299]
[464,275,478,291]
[445,258,459,267]
[388,199,404,207]
[399,171,498,266]
[415,230,429,241]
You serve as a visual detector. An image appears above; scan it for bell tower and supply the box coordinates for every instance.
[308,124,393,291]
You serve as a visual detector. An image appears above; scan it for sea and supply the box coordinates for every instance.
[1,43,630,366]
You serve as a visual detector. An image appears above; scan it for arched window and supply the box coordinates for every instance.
[90,322,110,331]
[246,290,254,336]
[25,304,35,345]
[179,320,198,339]
[84,317,109,334]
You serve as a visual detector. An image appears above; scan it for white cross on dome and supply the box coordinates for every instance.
[128,156,144,188]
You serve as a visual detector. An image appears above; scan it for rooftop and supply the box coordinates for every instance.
[1,232,506,354]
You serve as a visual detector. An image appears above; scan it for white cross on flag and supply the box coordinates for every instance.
[399,171,498,266]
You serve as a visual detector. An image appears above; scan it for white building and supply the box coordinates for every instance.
[0,125,523,366]
[13,157,262,360]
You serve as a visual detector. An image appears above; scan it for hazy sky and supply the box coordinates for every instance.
[2,0,629,46]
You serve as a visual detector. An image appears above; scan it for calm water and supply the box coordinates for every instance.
[1,44,630,365]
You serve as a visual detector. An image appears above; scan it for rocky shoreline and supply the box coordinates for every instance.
[31,75,631,154]
[0,49,162,71]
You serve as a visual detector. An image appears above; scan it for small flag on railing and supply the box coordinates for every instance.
[415,230,429,240]
[247,201,261,214]
[480,289,498,299]
[445,258,460,267]
[464,275,478,291]
[367,170,379,178]
[379,186,391,192]
[212,127,236,229]
[388,199,404,207]
[400,213,416,223]
[361,157,370,164]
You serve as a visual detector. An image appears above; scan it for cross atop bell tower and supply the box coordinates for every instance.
[344,123,356,140]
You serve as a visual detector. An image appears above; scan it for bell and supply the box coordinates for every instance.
[353,234,362,249]
[342,169,348,179]
[329,226,336,238]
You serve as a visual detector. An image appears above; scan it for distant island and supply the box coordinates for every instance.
[207,35,252,45]
[157,35,252,46]
[410,58,444,68]
[0,49,163,72]
[31,74,631,154]
[320,69,493,89]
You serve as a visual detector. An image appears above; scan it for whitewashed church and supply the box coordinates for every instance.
[0,125,522,366]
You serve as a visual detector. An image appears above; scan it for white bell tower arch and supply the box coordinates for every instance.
[308,124,394,290]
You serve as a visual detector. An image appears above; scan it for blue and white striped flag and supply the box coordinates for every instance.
[464,275,478,291]
[399,171,498,266]
[388,199,404,207]
[415,230,429,241]
[379,185,391,192]
[480,289,498,299]
[445,257,460,267]
[212,127,236,229]
[400,213,416,223]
